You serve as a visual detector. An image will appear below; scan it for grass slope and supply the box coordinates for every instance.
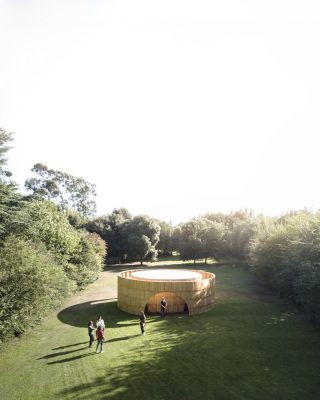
[0,261,319,400]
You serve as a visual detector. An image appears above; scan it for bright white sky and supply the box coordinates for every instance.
[1,1,320,224]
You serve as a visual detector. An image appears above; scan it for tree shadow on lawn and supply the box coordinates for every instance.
[58,300,134,329]
[58,300,162,329]
[57,299,320,400]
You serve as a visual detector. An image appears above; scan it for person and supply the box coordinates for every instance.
[88,321,94,348]
[96,315,105,331]
[96,325,105,353]
[139,311,146,335]
[160,297,167,318]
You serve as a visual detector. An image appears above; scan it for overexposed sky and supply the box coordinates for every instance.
[1,1,320,223]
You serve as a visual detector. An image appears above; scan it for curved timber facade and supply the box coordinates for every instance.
[117,269,215,316]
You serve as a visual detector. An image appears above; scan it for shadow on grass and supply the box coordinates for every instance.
[54,265,320,399]
[38,347,88,360]
[58,300,133,329]
[58,299,176,329]
[57,264,261,331]
[52,342,88,350]
[105,260,237,273]
[108,334,141,343]
[47,352,96,365]
[57,298,320,400]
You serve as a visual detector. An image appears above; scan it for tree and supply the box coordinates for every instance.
[67,232,106,288]
[8,200,80,264]
[0,128,13,182]
[25,163,97,216]
[156,220,174,256]
[128,234,155,265]
[203,209,256,259]
[294,262,320,321]
[225,219,256,260]
[175,219,204,264]
[248,211,320,317]
[175,217,224,264]
[0,182,25,243]
[66,210,87,229]
[0,235,75,340]
[7,200,105,288]
[125,215,160,265]
[199,219,225,264]
[86,208,132,263]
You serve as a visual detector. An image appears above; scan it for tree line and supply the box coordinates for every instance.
[85,201,320,323]
[1,128,319,342]
[0,129,105,341]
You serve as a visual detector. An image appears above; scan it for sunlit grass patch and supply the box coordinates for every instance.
[0,262,319,400]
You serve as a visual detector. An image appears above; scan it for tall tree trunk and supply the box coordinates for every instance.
[205,257,207,264]
[194,259,196,265]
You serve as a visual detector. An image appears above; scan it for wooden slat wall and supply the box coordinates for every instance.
[117,270,215,316]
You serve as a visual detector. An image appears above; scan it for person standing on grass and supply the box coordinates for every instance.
[88,321,94,348]
[96,315,105,331]
[160,297,167,318]
[96,325,105,353]
[139,311,146,335]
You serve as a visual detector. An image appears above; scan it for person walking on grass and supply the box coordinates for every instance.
[96,325,105,353]
[139,311,146,335]
[88,321,94,348]
[160,296,167,318]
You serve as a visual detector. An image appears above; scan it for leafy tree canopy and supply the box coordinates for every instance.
[25,163,97,216]
[0,128,13,182]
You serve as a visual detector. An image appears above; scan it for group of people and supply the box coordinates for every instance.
[138,296,167,335]
[87,297,168,350]
[88,315,105,353]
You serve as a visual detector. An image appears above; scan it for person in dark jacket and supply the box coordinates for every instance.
[88,320,94,348]
[139,311,147,335]
[160,297,167,318]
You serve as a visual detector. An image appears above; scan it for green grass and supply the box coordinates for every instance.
[0,261,320,400]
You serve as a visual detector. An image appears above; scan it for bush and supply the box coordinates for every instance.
[67,232,106,289]
[7,201,106,289]
[7,200,80,264]
[0,235,75,341]
[294,263,320,321]
[248,212,320,317]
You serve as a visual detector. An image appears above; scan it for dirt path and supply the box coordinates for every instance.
[62,270,118,310]
[61,264,283,317]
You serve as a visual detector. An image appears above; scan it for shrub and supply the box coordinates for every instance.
[67,232,106,289]
[0,235,75,341]
[248,212,320,317]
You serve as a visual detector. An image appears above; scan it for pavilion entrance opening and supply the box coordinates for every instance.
[145,291,189,315]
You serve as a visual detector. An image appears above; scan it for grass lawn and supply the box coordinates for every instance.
[0,260,319,400]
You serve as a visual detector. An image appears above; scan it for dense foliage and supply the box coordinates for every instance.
[0,129,14,181]
[25,163,97,216]
[86,209,161,265]
[85,205,320,321]
[248,211,320,320]
[0,131,106,341]
[174,217,225,264]
[1,126,319,343]
[0,235,75,339]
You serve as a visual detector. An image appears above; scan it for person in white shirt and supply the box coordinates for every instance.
[96,315,105,331]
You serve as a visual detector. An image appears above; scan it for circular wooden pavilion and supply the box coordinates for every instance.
[117,269,215,316]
